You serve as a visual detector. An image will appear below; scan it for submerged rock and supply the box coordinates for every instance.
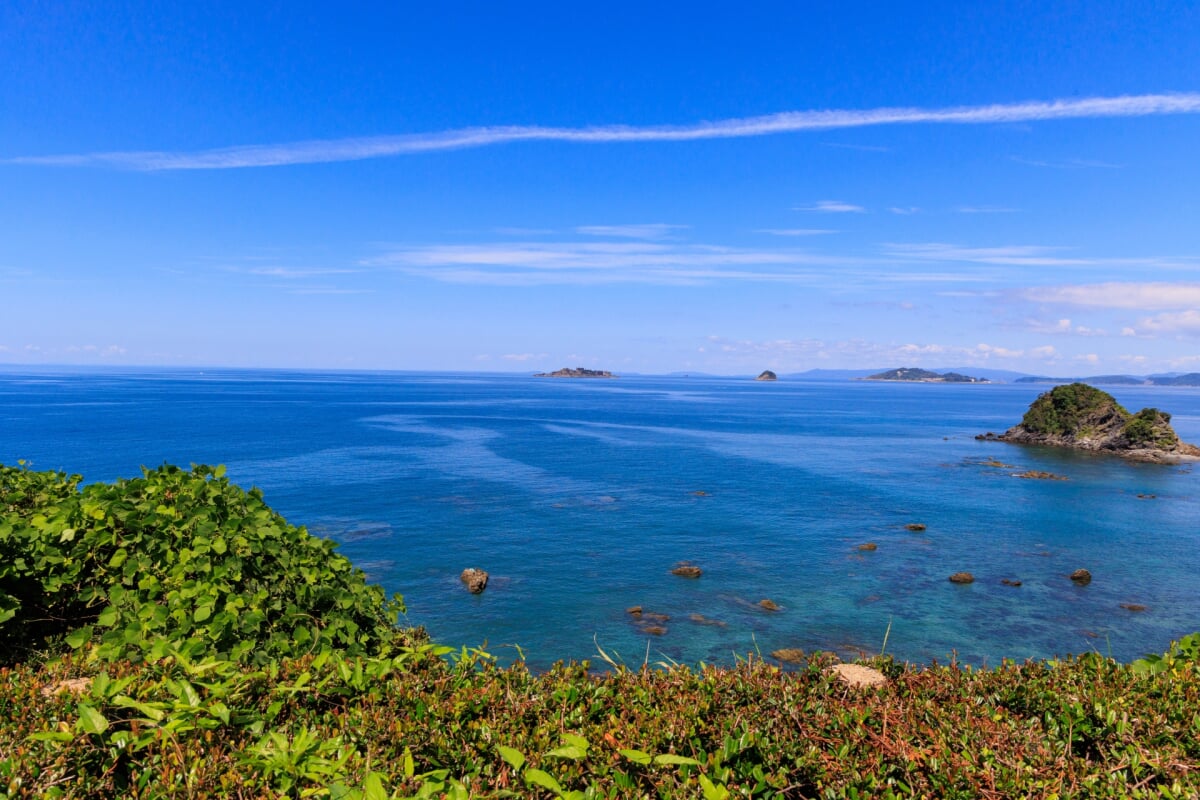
[1001,579,1023,587]
[771,648,806,663]
[1120,603,1148,612]
[688,613,727,627]
[948,572,975,584]
[671,563,703,578]
[1016,470,1068,481]
[1070,569,1092,585]
[758,599,781,611]
[460,568,489,594]
[905,523,927,532]
[857,542,878,551]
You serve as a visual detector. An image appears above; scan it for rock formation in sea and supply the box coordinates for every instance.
[755,370,778,381]
[460,568,489,594]
[863,367,988,383]
[671,563,703,578]
[982,382,1200,463]
[533,367,615,378]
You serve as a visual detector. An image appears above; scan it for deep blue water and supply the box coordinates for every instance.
[2,368,1198,669]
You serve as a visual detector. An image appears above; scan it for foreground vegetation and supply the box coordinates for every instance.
[3,464,1199,798]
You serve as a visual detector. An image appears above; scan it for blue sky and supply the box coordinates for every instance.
[2,2,1199,375]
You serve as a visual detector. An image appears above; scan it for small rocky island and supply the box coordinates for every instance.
[863,367,988,383]
[978,382,1200,463]
[755,370,778,381]
[534,367,615,378]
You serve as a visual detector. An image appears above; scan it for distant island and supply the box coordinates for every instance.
[1016,373,1200,387]
[534,367,615,378]
[861,367,989,383]
[978,382,1200,463]
[755,370,777,381]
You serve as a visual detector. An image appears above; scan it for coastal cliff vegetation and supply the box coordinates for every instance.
[3,463,1199,798]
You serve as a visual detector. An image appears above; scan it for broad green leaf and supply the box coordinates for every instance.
[618,749,652,766]
[524,768,563,793]
[546,745,587,760]
[108,548,127,568]
[77,703,109,735]
[65,626,93,649]
[654,753,701,766]
[561,733,590,752]
[362,772,388,800]
[496,745,526,771]
[700,774,731,800]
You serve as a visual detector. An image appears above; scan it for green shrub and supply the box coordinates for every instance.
[1123,408,1179,448]
[0,463,405,666]
[1019,383,1128,435]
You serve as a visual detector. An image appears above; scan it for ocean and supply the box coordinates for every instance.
[2,368,1198,669]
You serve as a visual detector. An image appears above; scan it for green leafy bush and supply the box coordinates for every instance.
[1123,408,1179,448]
[0,463,405,666]
[1019,382,1128,435]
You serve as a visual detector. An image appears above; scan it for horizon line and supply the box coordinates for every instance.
[6,92,1200,171]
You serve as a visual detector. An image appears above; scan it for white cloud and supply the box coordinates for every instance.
[1026,318,1106,336]
[575,224,688,239]
[246,267,359,279]
[12,93,1200,170]
[1077,353,1101,364]
[366,241,847,286]
[1024,282,1200,310]
[955,206,1020,214]
[888,243,1086,266]
[755,228,837,236]
[1011,156,1123,169]
[796,200,865,213]
[889,207,921,215]
[1138,309,1200,334]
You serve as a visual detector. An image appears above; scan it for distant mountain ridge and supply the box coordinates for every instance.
[1016,373,1200,387]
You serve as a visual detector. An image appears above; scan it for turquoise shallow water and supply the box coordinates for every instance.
[2,368,1198,669]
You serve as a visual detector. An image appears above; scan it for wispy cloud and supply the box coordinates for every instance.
[796,200,865,213]
[365,241,847,286]
[889,207,921,215]
[1023,282,1200,309]
[575,223,687,239]
[1026,317,1106,336]
[955,206,1020,214]
[1011,156,1123,169]
[754,228,838,236]
[10,93,1199,170]
[822,142,892,152]
[886,243,1087,266]
[701,334,1060,367]
[246,266,359,279]
[1138,309,1200,334]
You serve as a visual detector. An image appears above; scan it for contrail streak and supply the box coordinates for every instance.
[8,93,1200,170]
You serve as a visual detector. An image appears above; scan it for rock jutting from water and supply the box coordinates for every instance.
[980,382,1200,463]
[460,568,489,594]
[755,370,778,381]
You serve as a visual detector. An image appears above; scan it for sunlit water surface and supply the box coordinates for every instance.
[3,368,1198,669]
